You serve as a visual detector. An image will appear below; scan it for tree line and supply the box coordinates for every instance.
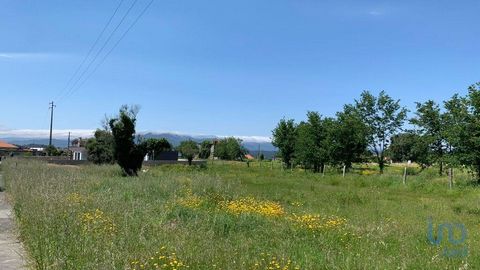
[272,83,480,183]
[86,105,247,176]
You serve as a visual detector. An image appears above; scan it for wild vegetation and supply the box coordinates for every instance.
[2,159,479,269]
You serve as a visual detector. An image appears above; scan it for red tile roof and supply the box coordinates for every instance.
[0,140,18,149]
[245,154,255,160]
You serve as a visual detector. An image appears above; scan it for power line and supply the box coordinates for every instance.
[63,0,154,100]
[54,0,125,102]
[58,0,140,103]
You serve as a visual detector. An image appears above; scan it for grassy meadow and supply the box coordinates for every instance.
[2,159,480,269]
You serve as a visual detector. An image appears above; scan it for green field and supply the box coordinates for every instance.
[2,159,479,269]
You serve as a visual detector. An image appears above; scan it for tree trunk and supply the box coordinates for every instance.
[439,161,443,176]
[379,160,385,174]
[320,163,324,174]
[188,158,193,166]
[477,164,480,184]
[345,161,352,171]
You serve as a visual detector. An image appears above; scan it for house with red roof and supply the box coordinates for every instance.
[0,140,18,158]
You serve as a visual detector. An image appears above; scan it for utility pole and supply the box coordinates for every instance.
[48,101,56,146]
[67,131,71,160]
[67,132,71,150]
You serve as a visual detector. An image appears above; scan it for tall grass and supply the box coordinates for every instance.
[2,159,478,269]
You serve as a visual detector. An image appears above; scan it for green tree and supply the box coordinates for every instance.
[443,83,480,182]
[214,137,246,160]
[109,105,146,176]
[198,140,213,159]
[387,132,430,167]
[354,90,407,173]
[45,145,60,156]
[330,107,368,169]
[295,112,332,172]
[85,129,115,164]
[443,94,469,168]
[411,100,447,175]
[139,138,172,160]
[178,140,199,165]
[272,119,297,168]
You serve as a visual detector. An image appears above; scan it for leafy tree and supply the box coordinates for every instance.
[354,90,407,173]
[214,137,246,160]
[387,132,430,168]
[411,100,447,175]
[198,140,213,159]
[139,138,172,160]
[443,94,469,168]
[272,119,297,168]
[259,153,265,161]
[178,140,199,165]
[330,107,368,169]
[85,129,115,164]
[45,145,60,156]
[295,112,332,172]
[443,83,480,182]
[109,105,146,176]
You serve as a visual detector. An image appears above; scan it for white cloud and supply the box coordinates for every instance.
[0,52,69,60]
[217,135,272,143]
[0,129,95,139]
[368,10,384,16]
[0,129,272,143]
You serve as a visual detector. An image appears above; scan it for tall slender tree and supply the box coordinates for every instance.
[354,91,407,173]
[109,105,146,176]
[444,83,480,182]
[410,100,446,175]
[330,106,368,169]
[295,112,332,173]
[272,118,297,168]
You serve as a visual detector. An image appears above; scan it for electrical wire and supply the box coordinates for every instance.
[57,0,140,103]
[54,0,125,102]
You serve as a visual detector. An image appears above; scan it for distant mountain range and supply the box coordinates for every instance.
[0,132,277,153]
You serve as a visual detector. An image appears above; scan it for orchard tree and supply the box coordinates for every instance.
[45,145,60,156]
[295,112,332,173]
[214,137,246,160]
[85,129,115,164]
[330,106,368,169]
[443,94,469,167]
[198,140,213,159]
[411,100,446,175]
[178,140,199,165]
[443,83,480,182]
[139,138,172,160]
[387,132,430,168]
[355,90,407,173]
[272,118,297,168]
[109,105,146,176]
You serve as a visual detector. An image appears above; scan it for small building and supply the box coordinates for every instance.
[144,151,179,161]
[70,147,87,161]
[244,154,255,160]
[0,140,18,157]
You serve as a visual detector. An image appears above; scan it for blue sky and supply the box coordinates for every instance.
[1,0,480,140]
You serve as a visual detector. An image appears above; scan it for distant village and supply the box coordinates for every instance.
[0,137,262,164]
[0,138,90,161]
